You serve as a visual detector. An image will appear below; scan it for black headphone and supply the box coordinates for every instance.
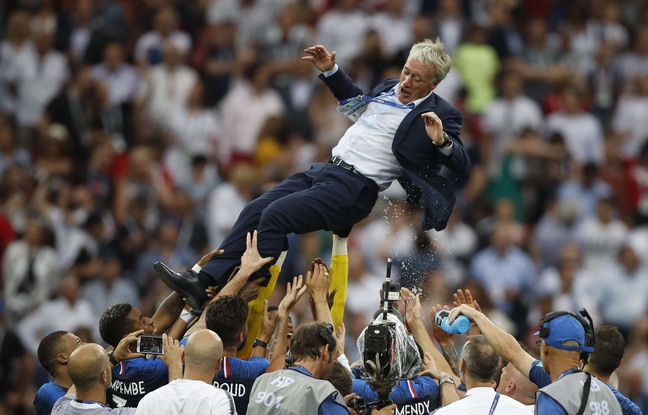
[319,323,336,351]
[539,308,595,363]
[285,323,335,369]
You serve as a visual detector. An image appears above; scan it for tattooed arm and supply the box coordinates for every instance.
[251,300,277,358]
[441,344,461,377]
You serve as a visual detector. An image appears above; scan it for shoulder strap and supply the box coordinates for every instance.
[488,393,500,415]
[576,373,592,415]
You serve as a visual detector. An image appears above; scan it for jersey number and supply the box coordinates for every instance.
[589,400,610,415]
[254,391,284,409]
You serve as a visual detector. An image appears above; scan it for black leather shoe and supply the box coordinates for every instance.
[153,262,207,309]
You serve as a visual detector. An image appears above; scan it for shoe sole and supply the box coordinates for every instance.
[153,262,201,310]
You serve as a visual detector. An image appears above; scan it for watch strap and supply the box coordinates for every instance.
[439,375,456,387]
[253,338,268,349]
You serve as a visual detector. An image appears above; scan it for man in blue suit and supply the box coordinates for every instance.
[156,39,470,308]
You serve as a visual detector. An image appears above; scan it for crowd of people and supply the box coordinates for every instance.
[1,0,648,413]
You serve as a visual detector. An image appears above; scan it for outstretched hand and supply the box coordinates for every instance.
[452,288,480,311]
[279,275,308,314]
[421,112,445,145]
[302,45,337,72]
[453,288,481,335]
[239,231,274,277]
[400,287,423,328]
[306,263,331,299]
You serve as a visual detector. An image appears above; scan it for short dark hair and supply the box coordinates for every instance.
[588,325,625,377]
[37,331,69,376]
[462,335,501,383]
[99,303,133,347]
[205,295,248,348]
[289,322,336,362]
[328,361,352,396]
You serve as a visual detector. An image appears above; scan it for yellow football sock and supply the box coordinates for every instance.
[329,235,348,329]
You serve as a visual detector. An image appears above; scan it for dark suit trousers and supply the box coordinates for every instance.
[200,162,379,287]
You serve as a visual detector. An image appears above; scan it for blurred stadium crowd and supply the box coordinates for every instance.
[1,0,648,412]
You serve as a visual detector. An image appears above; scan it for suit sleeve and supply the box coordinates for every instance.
[318,68,365,102]
[438,107,470,174]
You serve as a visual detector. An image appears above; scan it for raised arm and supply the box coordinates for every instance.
[447,304,536,377]
[187,231,273,336]
[306,263,334,326]
[267,276,308,362]
[400,288,458,385]
[303,45,364,101]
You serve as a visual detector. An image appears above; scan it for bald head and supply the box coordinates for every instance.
[184,329,223,370]
[68,344,110,390]
[497,363,537,405]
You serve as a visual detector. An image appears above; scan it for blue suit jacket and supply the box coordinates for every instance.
[320,68,470,231]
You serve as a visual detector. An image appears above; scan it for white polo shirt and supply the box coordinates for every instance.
[433,387,532,415]
[135,379,236,415]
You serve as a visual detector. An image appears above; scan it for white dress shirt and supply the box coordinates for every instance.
[331,83,448,190]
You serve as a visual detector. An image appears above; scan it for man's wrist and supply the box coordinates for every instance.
[312,294,328,303]
[439,374,456,387]
[107,351,119,366]
[434,132,452,148]
[321,64,339,78]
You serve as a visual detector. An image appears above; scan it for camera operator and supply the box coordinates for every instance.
[248,322,396,415]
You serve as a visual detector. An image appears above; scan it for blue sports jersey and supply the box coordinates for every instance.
[530,360,641,415]
[107,357,168,408]
[213,355,270,415]
[34,381,68,415]
[353,376,440,414]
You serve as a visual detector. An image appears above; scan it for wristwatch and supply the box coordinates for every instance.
[434,132,452,149]
[253,338,268,349]
[107,351,119,366]
[439,375,456,387]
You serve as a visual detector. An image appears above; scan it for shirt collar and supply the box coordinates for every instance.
[464,387,498,397]
[393,84,435,107]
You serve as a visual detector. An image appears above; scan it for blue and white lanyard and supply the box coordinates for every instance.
[340,89,415,110]
[488,393,500,415]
